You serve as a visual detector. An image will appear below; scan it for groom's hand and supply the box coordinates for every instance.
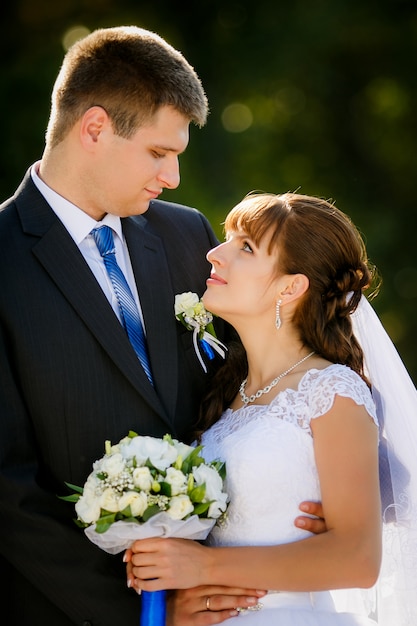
[295,501,327,534]
[167,586,267,626]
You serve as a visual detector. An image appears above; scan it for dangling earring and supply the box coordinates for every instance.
[275,299,282,330]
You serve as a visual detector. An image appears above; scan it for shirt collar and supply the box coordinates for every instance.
[31,161,124,244]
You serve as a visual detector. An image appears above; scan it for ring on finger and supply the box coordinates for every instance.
[206,596,211,611]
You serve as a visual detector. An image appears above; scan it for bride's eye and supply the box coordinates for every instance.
[242,240,253,253]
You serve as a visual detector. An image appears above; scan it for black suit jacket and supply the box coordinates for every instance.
[0,170,223,625]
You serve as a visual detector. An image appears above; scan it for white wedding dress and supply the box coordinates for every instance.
[201,364,379,625]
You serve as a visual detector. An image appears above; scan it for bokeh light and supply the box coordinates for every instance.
[62,26,91,52]
[221,103,253,133]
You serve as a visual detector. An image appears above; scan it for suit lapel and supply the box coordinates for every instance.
[123,217,179,422]
[16,176,168,421]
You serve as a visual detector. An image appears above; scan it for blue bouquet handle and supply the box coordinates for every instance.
[140,589,167,625]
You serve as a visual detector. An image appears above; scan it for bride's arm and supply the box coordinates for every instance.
[129,395,381,593]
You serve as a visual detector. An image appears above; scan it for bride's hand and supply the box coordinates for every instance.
[125,538,266,623]
[128,537,207,591]
[125,544,266,624]
[166,585,267,625]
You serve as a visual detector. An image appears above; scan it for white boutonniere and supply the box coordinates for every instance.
[174,292,227,372]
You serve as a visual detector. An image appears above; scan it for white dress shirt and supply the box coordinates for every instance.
[31,162,147,329]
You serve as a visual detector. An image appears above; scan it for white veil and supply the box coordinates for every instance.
[351,295,417,625]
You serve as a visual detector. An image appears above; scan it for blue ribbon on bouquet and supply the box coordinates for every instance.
[140,589,166,626]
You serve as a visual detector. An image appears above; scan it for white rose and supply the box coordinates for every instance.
[174,292,199,317]
[208,494,228,519]
[171,439,195,462]
[122,436,177,471]
[167,495,194,520]
[193,465,223,501]
[75,484,101,524]
[132,466,153,491]
[83,471,102,492]
[99,487,121,512]
[164,467,187,496]
[193,465,228,519]
[107,434,131,456]
[95,452,126,479]
[118,491,148,517]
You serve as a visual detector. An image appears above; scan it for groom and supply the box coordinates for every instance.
[0,26,325,625]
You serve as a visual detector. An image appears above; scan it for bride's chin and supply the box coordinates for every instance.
[203,298,221,318]
[202,291,214,308]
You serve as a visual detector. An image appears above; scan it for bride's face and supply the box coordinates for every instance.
[203,228,280,326]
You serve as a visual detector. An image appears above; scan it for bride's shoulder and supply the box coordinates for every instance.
[301,363,376,422]
[302,362,369,393]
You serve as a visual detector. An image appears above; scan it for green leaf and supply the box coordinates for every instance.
[182,445,205,473]
[211,461,226,481]
[142,504,161,522]
[95,513,117,533]
[58,493,80,503]
[145,458,156,470]
[119,505,132,517]
[160,481,172,497]
[128,430,138,439]
[95,521,113,533]
[64,481,84,494]
[120,516,140,524]
[74,518,88,529]
[192,502,210,516]
[205,321,217,338]
[189,444,204,459]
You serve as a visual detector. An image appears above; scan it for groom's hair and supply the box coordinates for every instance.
[46,25,208,147]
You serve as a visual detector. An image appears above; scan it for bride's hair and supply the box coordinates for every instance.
[195,192,379,440]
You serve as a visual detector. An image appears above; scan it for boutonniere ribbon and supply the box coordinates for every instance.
[174,292,227,372]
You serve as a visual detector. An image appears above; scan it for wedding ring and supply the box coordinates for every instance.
[206,596,211,611]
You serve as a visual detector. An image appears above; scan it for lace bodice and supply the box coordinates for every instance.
[202,364,377,548]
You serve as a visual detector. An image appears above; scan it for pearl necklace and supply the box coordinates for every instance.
[239,351,315,405]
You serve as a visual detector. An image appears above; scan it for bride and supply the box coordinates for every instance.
[127,193,417,626]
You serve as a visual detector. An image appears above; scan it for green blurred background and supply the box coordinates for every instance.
[1,0,416,382]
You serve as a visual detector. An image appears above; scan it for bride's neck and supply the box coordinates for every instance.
[241,332,305,390]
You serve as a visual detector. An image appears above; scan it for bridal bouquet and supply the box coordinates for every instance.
[175,292,227,372]
[62,432,228,625]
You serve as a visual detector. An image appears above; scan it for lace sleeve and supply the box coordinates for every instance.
[307,364,378,425]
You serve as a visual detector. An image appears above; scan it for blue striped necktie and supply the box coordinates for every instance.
[91,226,153,384]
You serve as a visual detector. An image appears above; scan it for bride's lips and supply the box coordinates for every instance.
[206,272,227,286]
